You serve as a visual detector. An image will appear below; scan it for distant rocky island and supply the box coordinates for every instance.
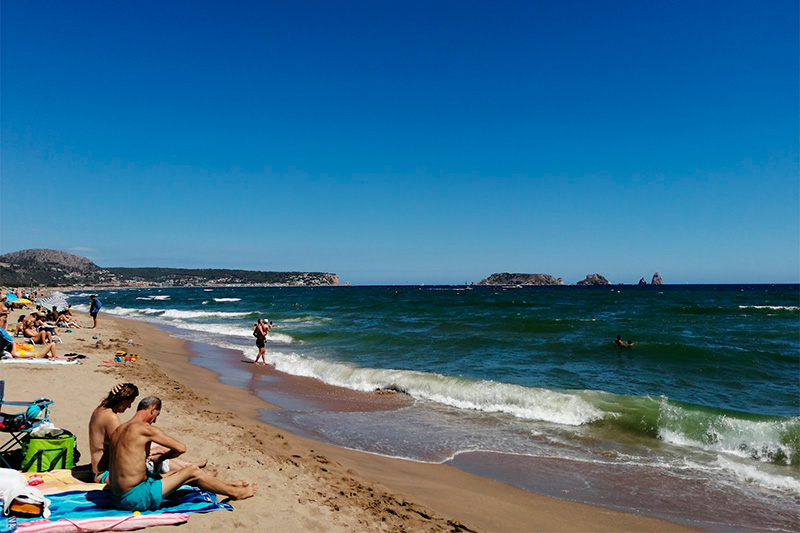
[0,249,339,287]
[474,273,564,286]
[576,274,610,286]
[475,272,664,286]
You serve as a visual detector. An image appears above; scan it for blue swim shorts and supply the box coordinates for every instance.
[93,470,109,484]
[112,477,163,511]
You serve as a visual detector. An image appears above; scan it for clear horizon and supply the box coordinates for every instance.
[2,1,798,285]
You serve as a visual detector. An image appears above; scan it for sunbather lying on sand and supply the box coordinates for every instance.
[107,396,256,511]
[56,309,80,328]
[0,326,73,360]
[28,343,73,360]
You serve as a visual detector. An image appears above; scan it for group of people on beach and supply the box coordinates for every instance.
[4,288,40,303]
[4,287,256,510]
[89,383,256,511]
[0,291,103,360]
[0,293,65,360]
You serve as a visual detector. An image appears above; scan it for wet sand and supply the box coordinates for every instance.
[1,308,695,531]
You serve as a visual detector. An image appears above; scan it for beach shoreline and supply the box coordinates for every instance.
[2,308,695,531]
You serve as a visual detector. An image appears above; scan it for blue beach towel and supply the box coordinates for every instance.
[0,486,232,531]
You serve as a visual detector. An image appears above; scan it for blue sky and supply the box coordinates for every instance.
[2,0,797,285]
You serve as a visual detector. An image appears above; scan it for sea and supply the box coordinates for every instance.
[66,284,799,531]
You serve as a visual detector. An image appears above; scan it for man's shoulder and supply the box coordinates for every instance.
[120,418,155,433]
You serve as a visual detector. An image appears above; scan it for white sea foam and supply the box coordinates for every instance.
[135,295,171,301]
[658,428,700,448]
[716,456,800,495]
[279,316,333,326]
[213,298,242,302]
[165,320,257,339]
[657,401,798,466]
[171,323,294,344]
[91,306,249,320]
[78,303,296,346]
[149,318,296,345]
[159,309,251,319]
[266,332,294,344]
[738,305,799,311]
[252,351,603,425]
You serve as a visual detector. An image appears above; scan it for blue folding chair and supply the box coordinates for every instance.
[0,380,53,468]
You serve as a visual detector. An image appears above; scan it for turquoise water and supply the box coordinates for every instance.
[68,285,800,530]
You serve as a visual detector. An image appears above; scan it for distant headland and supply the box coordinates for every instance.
[0,249,339,287]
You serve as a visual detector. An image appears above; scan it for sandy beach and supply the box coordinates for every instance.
[1,307,695,532]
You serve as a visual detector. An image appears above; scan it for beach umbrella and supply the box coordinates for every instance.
[5,293,19,302]
[37,295,69,310]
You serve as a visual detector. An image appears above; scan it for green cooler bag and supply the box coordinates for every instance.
[21,430,76,472]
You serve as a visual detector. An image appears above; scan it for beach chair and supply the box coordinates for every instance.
[0,380,53,468]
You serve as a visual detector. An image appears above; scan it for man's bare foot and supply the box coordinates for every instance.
[229,480,250,487]
[231,482,257,500]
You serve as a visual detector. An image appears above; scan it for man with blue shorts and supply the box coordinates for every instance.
[107,396,256,511]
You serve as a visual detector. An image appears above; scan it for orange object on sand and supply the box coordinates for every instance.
[9,499,43,517]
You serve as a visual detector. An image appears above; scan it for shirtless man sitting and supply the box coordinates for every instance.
[107,396,256,511]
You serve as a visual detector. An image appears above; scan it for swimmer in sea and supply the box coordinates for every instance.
[615,335,634,347]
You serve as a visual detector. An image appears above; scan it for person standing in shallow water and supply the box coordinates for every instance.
[253,319,269,365]
[90,295,102,328]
